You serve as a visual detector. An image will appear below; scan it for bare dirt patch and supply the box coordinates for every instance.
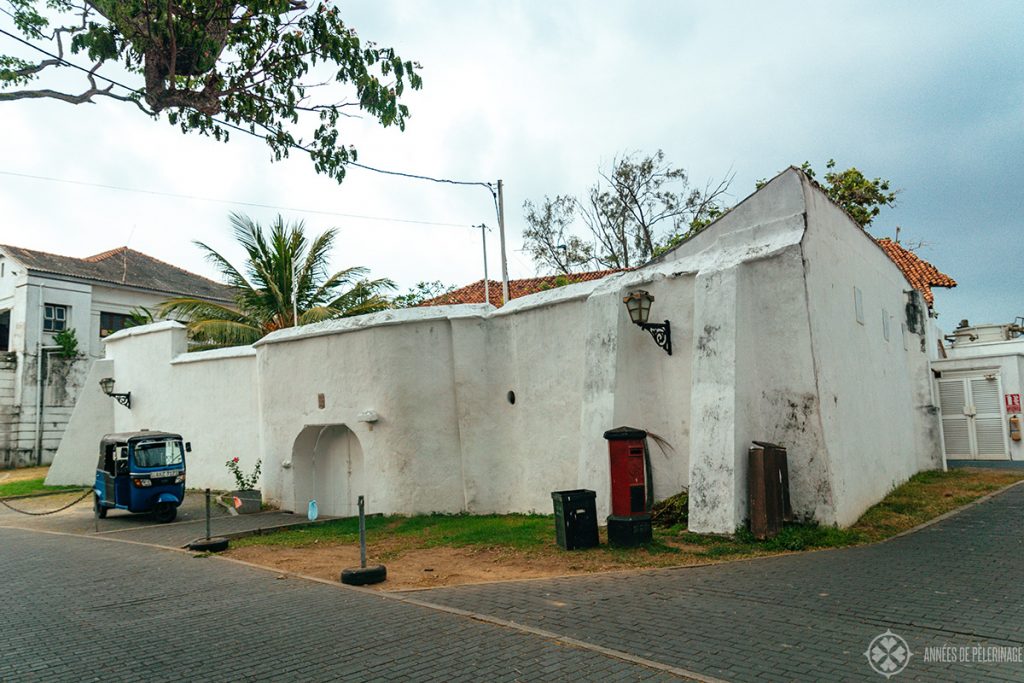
[226,539,722,591]
[223,468,1024,591]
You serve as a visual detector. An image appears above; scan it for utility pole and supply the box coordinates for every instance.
[478,224,490,306]
[291,257,299,326]
[497,179,510,305]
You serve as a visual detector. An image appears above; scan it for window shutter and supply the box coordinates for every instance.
[970,378,1006,458]
[938,379,971,457]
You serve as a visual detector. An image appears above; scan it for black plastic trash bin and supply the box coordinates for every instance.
[551,489,599,550]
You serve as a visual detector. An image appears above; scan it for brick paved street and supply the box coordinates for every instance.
[2,486,1022,681]
[0,491,332,546]
[0,527,676,682]
[418,484,1024,682]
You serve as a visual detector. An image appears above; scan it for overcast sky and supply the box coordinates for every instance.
[1,1,1021,327]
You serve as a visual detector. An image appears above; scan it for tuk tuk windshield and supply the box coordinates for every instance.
[133,439,184,469]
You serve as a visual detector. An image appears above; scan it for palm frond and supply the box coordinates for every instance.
[159,297,250,324]
[186,213,390,345]
[187,319,265,347]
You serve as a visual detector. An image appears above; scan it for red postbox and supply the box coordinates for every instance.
[605,426,649,516]
[604,426,653,547]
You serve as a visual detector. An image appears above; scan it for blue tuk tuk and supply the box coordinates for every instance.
[94,431,190,523]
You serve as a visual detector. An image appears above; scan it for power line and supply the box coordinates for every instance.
[0,170,475,228]
[0,24,512,288]
[0,26,496,192]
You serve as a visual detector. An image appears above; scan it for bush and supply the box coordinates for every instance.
[52,328,79,358]
[651,489,688,528]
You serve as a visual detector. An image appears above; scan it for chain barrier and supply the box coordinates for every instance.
[0,489,92,516]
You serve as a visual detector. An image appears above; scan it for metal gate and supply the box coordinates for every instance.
[938,374,1008,460]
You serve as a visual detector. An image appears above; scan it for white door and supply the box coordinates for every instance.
[938,375,1008,460]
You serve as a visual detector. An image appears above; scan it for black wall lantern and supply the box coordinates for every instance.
[99,377,131,409]
[623,290,672,355]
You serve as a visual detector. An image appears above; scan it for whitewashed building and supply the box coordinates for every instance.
[932,321,1024,466]
[48,168,949,533]
[0,245,232,467]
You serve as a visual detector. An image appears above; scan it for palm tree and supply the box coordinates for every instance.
[161,213,395,347]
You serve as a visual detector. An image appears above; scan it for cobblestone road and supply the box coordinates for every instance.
[0,491,332,546]
[418,484,1024,682]
[3,486,1022,681]
[0,528,677,682]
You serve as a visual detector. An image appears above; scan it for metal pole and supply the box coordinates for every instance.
[291,257,299,326]
[497,180,510,305]
[480,224,490,306]
[205,488,211,540]
[358,495,366,569]
[34,282,45,466]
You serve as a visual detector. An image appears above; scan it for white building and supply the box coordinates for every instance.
[0,245,233,467]
[932,321,1024,466]
[48,168,949,533]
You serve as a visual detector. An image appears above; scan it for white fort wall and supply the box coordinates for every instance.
[48,168,943,531]
[800,181,942,525]
[47,321,260,490]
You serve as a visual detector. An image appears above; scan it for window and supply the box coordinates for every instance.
[43,304,67,333]
[133,439,184,468]
[0,310,8,351]
[100,312,132,338]
[854,287,864,325]
[882,308,891,341]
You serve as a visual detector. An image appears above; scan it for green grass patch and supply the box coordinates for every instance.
[673,522,861,558]
[231,467,1024,572]
[850,468,1024,542]
[0,477,83,498]
[232,513,552,550]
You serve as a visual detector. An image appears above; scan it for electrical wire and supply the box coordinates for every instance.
[0,24,509,270]
[0,26,498,194]
[0,170,476,228]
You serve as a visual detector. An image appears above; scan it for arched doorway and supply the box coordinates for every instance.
[292,424,364,517]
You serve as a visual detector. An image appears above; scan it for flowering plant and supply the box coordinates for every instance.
[225,457,262,491]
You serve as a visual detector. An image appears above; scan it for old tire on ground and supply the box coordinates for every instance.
[187,536,229,553]
[341,565,387,586]
[152,503,177,524]
[94,495,108,519]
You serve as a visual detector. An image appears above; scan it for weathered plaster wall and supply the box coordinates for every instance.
[46,168,942,530]
[800,178,942,526]
[257,310,474,516]
[658,169,820,533]
[45,359,113,484]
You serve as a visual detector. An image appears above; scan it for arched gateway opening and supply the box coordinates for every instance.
[292,424,364,517]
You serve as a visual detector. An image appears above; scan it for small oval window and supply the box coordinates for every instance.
[507,390,516,405]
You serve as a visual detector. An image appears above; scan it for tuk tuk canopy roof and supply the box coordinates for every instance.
[100,431,183,450]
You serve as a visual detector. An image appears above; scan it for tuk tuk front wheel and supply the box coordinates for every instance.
[94,495,108,519]
[153,502,177,524]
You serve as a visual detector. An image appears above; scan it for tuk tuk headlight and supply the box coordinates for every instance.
[174,473,185,484]
[132,477,152,487]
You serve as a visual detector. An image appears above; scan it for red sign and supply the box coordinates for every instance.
[1006,394,1022,414]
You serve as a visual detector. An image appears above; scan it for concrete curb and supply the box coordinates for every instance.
[0,487,89,501]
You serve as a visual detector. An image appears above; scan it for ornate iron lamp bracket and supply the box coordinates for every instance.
[109,392,132,409]
[639,320,671,355]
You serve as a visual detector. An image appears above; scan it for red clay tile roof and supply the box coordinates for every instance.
[876,238,956,305]
[0,244,235,302]
[421,270,623,307]
[422,240,955,310]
